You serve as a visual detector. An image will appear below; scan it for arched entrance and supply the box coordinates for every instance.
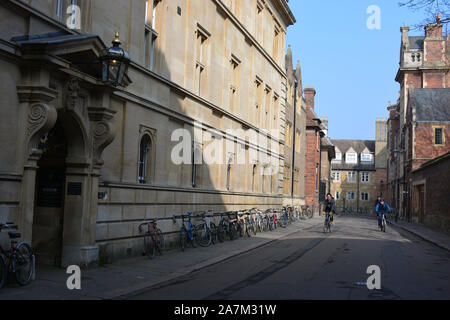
[31,109,91,268]
[33,122,67,266]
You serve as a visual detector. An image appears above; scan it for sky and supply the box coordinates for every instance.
[286,0,438,140]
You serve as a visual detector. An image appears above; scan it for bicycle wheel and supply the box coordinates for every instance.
[180,227,187,252]
[156,229,165,255]
[229,224,237,240]
[307,208,313,219]
[190,227,198,248]
[144,232,156,258]
[13,242,34,286]
[0,253,7,289]
[210,223,218,244]
[196,224,212,247]
[249,219,257,236]
[217,222,226,243]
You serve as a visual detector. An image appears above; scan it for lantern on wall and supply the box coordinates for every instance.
[99,32,130,87]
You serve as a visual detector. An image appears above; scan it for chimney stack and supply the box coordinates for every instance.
[304,86,316,109]
[400,26,410,51]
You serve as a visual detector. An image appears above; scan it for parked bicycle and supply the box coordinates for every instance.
[217,212,237,242]
[179,212,199,251]
[195,213,213,247]
[0,222,34,289]
[202,211,218,244]
[244,211,257,236]
[237,212,251,238]
[139,219,165,259]
[301,205,313,219]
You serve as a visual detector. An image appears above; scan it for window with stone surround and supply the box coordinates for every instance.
[347,192,355,200]
[273,94,279,130]
[434,127,444,145]
[332,171,340,182]
[138,135,152,184]
[283,164,291,195]
[295,130,301,153]
[143,0,160,71]
[255,77,263,126]
[361,192,369,201]
[335,191,340,200]
[273,24,280,62]
[285,122,292,147]
[229,55,241,114]
[361,172,370,183]
[56,0,63,21]
[347,171,356,183]
[255,0,264,44]
[265,86,272,129]
[195,24,210,96]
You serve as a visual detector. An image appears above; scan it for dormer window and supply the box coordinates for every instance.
[332,152,342,163]
[345,152,357,164]
[361,153,373,162]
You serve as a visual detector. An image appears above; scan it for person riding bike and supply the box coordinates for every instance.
[374,196,381,215]
[375,199,391,230]
[324,193,336,225]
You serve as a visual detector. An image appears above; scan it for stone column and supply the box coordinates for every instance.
[60,90,116,268]
[16,77,58,243]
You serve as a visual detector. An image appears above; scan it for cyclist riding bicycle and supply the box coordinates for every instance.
[324,193,336,225]
[375,199,391,230]
[374,195,382,215]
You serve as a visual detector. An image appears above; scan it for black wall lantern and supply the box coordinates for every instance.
[100,32,130,87]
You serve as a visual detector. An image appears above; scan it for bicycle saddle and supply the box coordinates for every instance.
[8,232,21,239]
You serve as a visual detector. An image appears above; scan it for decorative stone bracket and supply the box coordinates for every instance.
[17,85,58,163]
[88,106,117,167]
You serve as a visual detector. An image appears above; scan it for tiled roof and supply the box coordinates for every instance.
[331,140,375,154]
[409,88,450,122]
[409,36,424,51]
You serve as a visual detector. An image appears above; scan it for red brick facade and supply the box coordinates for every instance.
[412,152,450,234]
[388,21,450,223]
[305,125,321,209]
[413,123,450,169]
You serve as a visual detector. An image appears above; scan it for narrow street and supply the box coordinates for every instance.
[125,215,450,300]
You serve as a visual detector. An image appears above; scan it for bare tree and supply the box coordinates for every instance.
[399,0,450,29]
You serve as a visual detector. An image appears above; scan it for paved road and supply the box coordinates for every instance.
[125,215,450,300]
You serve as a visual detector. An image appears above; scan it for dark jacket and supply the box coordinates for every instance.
[324,198,336,214]
[376,202,391,214]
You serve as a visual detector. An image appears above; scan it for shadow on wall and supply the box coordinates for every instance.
[95,40,271,263]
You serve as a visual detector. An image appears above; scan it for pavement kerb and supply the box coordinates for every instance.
[104,217,322,300]
[387,220,450,252]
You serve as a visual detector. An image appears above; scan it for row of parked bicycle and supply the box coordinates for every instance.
[139,205,314,259]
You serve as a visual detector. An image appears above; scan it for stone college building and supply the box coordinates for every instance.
[0,0,297,267]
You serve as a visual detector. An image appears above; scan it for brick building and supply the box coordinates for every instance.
[412,152,450,235]
[303,87,331,213]
[387,18,450,222]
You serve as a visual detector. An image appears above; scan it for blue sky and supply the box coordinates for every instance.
[286,0,433,140]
